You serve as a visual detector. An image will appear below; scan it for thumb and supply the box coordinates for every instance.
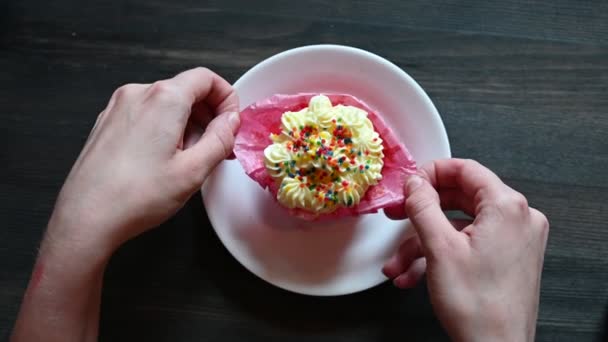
[405,175,458,255]
[176,111,240,187]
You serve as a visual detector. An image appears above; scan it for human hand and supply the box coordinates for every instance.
[49,67,239,255]
[383,159,549,342]
[11,67,239,342]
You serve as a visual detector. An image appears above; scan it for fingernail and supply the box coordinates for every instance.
[228,112,240,134]
[405,175,423,195]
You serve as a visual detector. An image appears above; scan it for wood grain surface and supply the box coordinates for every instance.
[1,1,607,341]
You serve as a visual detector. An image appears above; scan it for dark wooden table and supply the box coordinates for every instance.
[2,1,607,341]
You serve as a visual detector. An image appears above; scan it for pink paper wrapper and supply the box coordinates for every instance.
[234,93,417,220]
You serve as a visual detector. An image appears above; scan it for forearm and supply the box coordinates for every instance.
[11,215,112,342]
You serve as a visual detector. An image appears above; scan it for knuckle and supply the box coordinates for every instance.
[512,191,529,212]
[148,81,174,96]
[179,67,213,82]
[530,208,550,233]
[462,158,482,172]
[463,158,481,167]
[192,66,211,76]
[458,159,482,180]
[496,191,529,216]
[148,81,185,104]
[112,83,138,100]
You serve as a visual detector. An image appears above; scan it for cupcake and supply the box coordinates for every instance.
[234,93,416,220]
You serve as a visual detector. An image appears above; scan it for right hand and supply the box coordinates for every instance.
[383,159,549,342]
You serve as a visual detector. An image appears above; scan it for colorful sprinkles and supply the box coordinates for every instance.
[264,95,384,213]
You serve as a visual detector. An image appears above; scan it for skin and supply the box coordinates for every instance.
[383,159,549,341]
[11,67,240,342]
[10,68,549,342]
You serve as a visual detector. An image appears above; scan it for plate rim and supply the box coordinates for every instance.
[202,44,451,296]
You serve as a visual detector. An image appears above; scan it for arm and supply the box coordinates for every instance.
[11,67,240,342]
[383,159,549,342]
[11,219,108,342]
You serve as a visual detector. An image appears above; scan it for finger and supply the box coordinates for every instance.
[385,188,474,219]
[171,67,239,115]
[188,97,236,159]
[393,257,427,289]
[405,175,460,254]
[182,120,204,150]
[420,159,506,211]
[142,68,238,128]
[384,205,406,220]
[174,111,240,187]
[382,236,423,278]
[183,101,214,152]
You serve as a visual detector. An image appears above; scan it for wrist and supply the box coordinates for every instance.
[12,212,110,342]
[449,308,534,342]
[455,329,530,342]
[45,206,119,266]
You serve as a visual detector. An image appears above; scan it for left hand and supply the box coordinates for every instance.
[49,67,239,255]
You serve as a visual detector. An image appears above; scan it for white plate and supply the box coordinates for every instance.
[202,45,450,296]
